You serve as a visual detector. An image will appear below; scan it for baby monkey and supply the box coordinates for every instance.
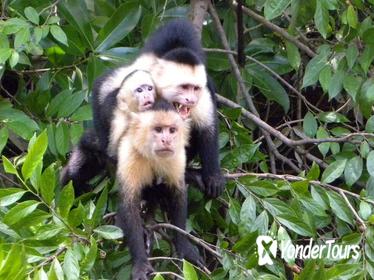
[108,70,156,157]
[116,99,202,280]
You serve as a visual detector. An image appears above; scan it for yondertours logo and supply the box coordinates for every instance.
[256,235,360,266]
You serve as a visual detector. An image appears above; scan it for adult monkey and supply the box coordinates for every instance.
[63,19,225,198]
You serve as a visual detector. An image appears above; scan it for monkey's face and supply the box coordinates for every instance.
[152,60,207,120]
[119,71,156,112]
[152,124,178,157]
[132,84,155,111]
[131,111,186,159]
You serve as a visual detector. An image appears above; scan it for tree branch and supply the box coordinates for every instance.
[231,1,316,57]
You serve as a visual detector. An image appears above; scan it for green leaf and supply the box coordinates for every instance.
[14,28,30,49]
[46,89,72,117]
[328,69,345,100]
[93,225,124,239]
[366,116,374,132]
[346,44,359,69]
[58,182,74,218]
[321,159,347,183]
[95,4,141,52]
[70,105,92,121]
[2,156,18,175]
[248,67,290,112]
[0,127,9,155]
[302,45,330,88]
[319,66,332,92]
[367,151,374,177]
[240,195,256,224]
[0,244,26,279]
[3,200,40,225]
[277,212,314,236]
[22,130,48,180]
[152,274,165,280]
[58,0,94,50]
[24,7,39,25]
[327,191,354,225]
[48,259,64,280]
[307,161,320,180]
[91,188,108,227]
[0,48,12,64]
[57,91,85,118]
[8,50,19,68]
[303,112,318,137]
[285,41,301,70]
[63,248,80,280]
[317,126,330,157]
[40,164,56,204]
[343,75,361,101]
[264,0,291,20]
[183,260,198,280]
[359,201,371,220]
[314,0,330,39]
[344,156,363,186]
[50,25,68,46]
[55,123,70,156]
[81,238,98,272]
[360,141,370,158]
[347,5,358,29]
[0,188,26,207]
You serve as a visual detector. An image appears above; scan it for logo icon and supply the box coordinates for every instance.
[256,235,277,265]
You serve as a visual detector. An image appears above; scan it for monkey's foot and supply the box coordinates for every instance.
[177,242,205,268]
[202,173,226,198]
[132,261,154,280]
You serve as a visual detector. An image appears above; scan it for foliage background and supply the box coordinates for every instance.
[0,0,374,279]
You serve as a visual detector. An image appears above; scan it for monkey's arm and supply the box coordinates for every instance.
[195,78,226,198]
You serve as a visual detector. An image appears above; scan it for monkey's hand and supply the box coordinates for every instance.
[202,172,226,198]
[132,261,154,280]
[177,242,205,268]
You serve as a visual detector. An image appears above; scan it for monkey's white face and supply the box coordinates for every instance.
[152,59,207,120]
[152,124,178,157]
[132,84,155,111]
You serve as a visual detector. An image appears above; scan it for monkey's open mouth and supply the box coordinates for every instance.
[173,103,191,120]
[155,149,174,157]
[140,101,154,111]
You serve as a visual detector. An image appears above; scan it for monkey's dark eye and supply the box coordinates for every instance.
[154,126,162,133]
[136,87,143,93]
[181,84,189,90]
[148,86,153,91]
[194,86,200,91]
[169,127,177,134]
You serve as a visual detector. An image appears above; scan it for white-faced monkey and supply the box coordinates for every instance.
[115,99,202,280]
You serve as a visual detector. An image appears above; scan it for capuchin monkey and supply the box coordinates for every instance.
[60,70,156,188]
[89,19,225,198]
[108,70,156,157]
[115,99,202,280]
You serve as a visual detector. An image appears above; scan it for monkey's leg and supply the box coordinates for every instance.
[167,187,204,267]
[117,196,154,280]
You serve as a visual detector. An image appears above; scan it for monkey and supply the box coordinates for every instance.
[60,70,157,189]
[108,70,156,157]
[63,19,225,198]
[115,99,202,280]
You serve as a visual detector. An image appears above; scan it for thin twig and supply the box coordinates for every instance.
[149,223,222,259]
[338,189,366,231]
